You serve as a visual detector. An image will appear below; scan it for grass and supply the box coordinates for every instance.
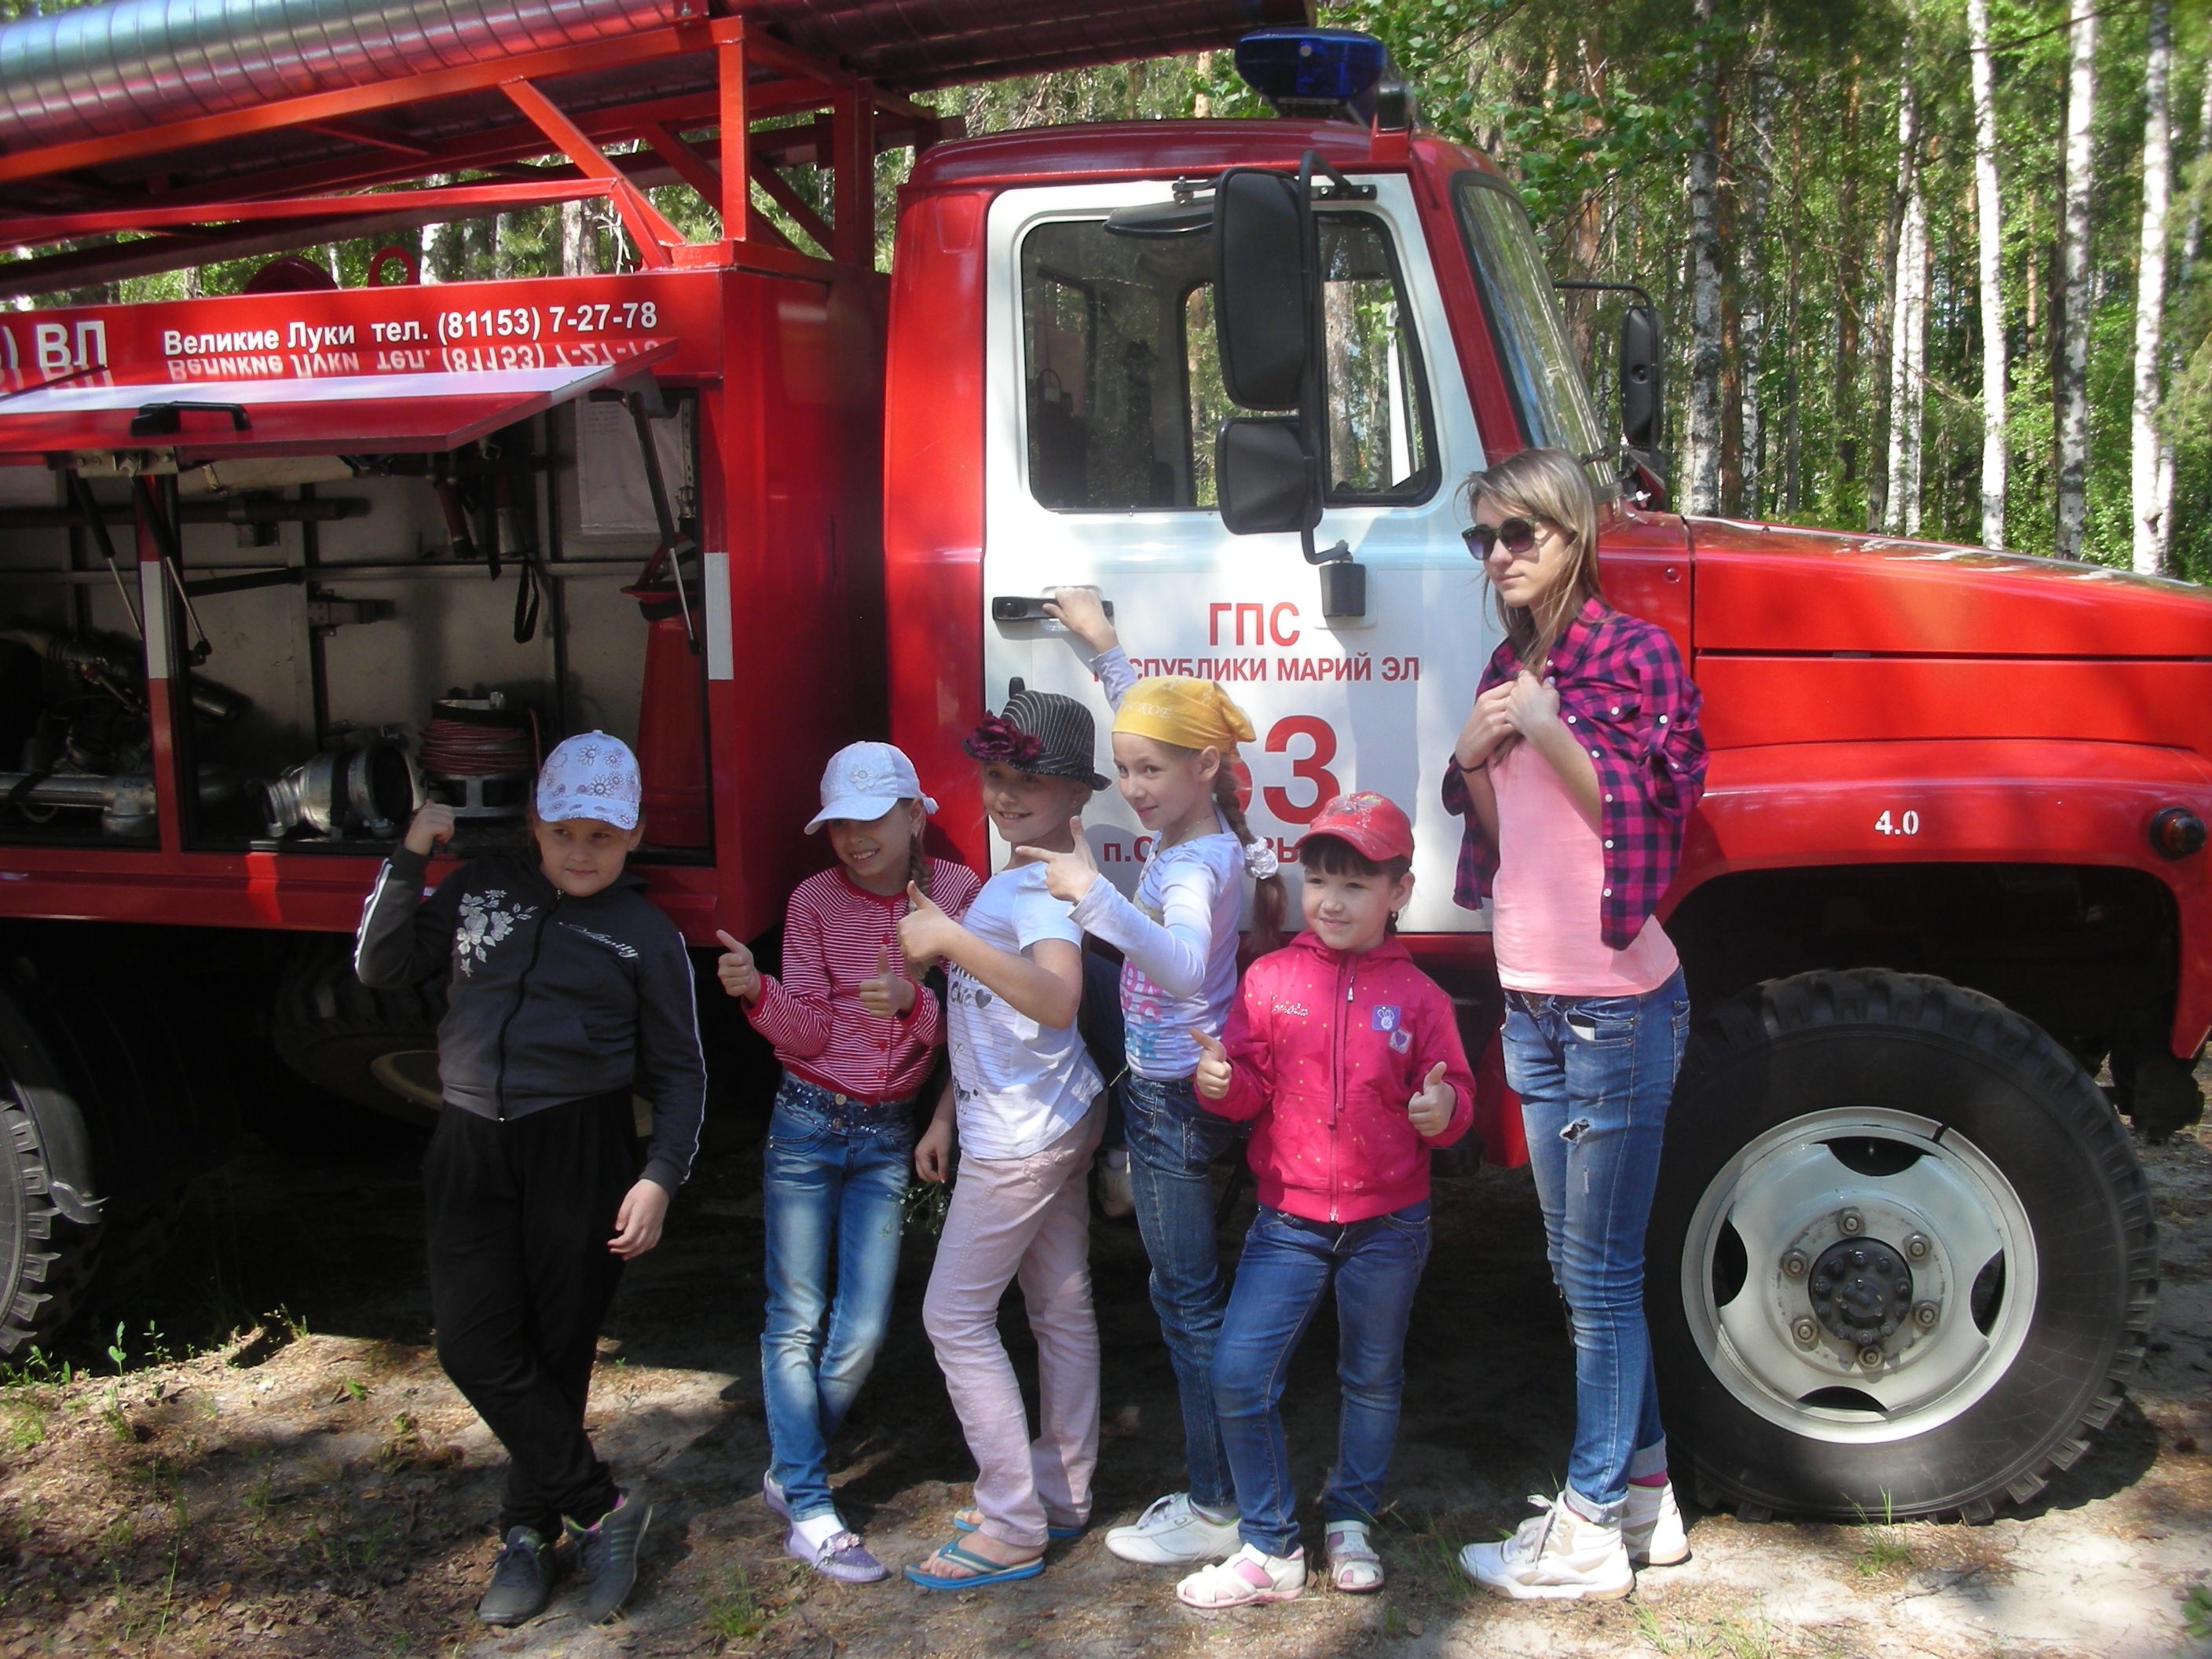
[2181,1580,2212,1643]
[703,1564,786,1643]
[1849,1492,1913,1576]
[1632,1603,1789,1659]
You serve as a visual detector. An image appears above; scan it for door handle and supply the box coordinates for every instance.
[991,595,1113,623]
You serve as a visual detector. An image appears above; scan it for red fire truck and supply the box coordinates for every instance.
[0,0,2191,1526]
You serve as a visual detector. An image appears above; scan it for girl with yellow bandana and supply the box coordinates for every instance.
[1021,585,1287,1571]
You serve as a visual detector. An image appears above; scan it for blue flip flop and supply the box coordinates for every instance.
[904,1538,1046,1590]
[952,1508,1085,1541]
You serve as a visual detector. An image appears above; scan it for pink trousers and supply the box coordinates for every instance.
[921,1104,1103,1550]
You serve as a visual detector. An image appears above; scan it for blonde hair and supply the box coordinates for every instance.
[1462,447,1604,672]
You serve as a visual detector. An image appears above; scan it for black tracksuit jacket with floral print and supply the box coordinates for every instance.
[353,847,705,1192]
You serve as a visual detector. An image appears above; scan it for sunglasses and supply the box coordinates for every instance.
[1461,517,1550,559]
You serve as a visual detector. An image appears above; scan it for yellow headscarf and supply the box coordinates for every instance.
[1113,676,1257,755]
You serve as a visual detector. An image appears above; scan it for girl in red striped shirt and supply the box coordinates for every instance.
[716,742,981,1584]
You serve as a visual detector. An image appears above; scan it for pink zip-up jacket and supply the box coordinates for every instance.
[1207,931,1475,1224]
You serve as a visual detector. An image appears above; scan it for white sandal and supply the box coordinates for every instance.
[1175,1544,1306,1608]
[1325,1522,1385,1593]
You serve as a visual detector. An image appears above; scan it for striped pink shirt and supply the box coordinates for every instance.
[747,858,983,1103]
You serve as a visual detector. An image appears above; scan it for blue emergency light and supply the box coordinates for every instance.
[1234,29,1389,120]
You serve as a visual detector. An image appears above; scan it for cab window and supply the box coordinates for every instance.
[1020,211,1436,512]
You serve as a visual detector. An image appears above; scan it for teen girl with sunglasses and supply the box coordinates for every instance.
[1440,448,1707,1601]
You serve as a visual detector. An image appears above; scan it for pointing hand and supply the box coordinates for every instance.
[715,928,761,1004]
[1192,1025,1232,1101]
[1408,1060,1454,1137]
[1010,820,1101,903]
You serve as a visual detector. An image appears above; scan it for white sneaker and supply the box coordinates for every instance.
[1625,1479,1689,1567]
[1176,1544,1305,1608]
[1459,1493,1634,1601]
[1105,1492,1242,1566]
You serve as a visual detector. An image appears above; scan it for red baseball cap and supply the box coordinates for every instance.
[1297,791,1415,863]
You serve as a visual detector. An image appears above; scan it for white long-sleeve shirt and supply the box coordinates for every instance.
[1075,645,1247,1080]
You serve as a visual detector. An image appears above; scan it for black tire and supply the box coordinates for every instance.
[271,942,445,1126]
[1650,969,2156,1522]
[0,1101,101,1354]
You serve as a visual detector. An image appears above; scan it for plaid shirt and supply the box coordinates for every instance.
[1441,599,1706,950]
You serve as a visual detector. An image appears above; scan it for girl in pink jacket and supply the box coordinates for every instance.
[1177,792,1475,1608]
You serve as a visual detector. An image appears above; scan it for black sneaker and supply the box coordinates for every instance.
[566,1491,652,1624]
[475,1526,555,1624]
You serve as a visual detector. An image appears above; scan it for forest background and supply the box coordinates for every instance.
[4,0,2208,580]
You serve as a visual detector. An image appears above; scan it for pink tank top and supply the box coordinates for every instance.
[1490,739,1679,996]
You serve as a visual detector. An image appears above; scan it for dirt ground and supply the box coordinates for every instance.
[2,1066,2209,1659]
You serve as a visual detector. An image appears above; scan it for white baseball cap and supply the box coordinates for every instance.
[806,742,937,833]
[536,731,642,831]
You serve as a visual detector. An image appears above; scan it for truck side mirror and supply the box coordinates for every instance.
[1217,417,1320,535]
[1620,303,1663,456]
[1214,169,1310,412]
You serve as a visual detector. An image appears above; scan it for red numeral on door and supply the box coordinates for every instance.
[1263,716,1339,825]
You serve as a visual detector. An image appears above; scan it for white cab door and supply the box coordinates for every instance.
[980,176,1500,932]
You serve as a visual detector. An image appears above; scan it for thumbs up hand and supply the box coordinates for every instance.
[858,943,916,1020]
[897,881,961,966]
[1408,1060,1454,1137]
[1010,820,1101,903]
[1191,1026,1233,1101]
[715,929,761,1004]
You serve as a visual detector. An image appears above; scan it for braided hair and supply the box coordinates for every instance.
[1212,766,1286,958]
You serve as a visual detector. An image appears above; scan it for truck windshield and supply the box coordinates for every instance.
[1021,211,1437,513]
[1452,174,1609,470]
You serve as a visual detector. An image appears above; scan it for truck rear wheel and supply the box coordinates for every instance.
[0,1099,101,1355]
[1650,969,2156,1521]
[271,944,445,1126]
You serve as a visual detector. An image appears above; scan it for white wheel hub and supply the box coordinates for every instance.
[1681,1108,2038,1445]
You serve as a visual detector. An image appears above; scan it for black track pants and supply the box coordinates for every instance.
[424,1090,639,1537]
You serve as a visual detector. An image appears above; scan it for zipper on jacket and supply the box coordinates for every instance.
[1329,954,1353,1221]
[492,892,560,1120]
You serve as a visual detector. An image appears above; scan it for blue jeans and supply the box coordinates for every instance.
[760,1074,914,1522]
[1501,969,1690,1524]
[1210,1201,1432,1556]
[1122,1072,1243,1511]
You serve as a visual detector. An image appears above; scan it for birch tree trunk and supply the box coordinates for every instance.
[2131,0,2173,573]
[1738,56,1777,518]
[2156,70,2211,573]
[1684,0,1725,515]
[1885,143,1928,536]
[2056,4,2098,560]
[560,199,594,277]
[1869,45,1917,533]
[1968,0,2008,548]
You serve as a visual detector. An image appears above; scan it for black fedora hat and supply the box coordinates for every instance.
[963,688,1108,791]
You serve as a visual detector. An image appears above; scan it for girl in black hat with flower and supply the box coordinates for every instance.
[894,690,1108,1588]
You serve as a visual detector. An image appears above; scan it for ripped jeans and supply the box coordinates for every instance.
[1500,969,1690,1524]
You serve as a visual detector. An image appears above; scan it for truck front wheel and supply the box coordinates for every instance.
[1649,969,2156,1521]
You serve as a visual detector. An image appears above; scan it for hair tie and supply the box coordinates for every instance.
[1243,840,1280,881]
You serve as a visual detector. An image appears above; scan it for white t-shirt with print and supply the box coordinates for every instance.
[946,862,1103,1159]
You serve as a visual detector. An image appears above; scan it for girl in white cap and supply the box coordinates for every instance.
[355,731,705,1628]
[715,742,982,1583]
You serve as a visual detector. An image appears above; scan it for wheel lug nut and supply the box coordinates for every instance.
[1858,1346,1884,1368]
[1792,1317,1818,1346]
[1904,1233,1929,1259]
[1914,1302,1939,1328]
[1839,1210,1864,1236]
[1782,1251,1807,1278]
